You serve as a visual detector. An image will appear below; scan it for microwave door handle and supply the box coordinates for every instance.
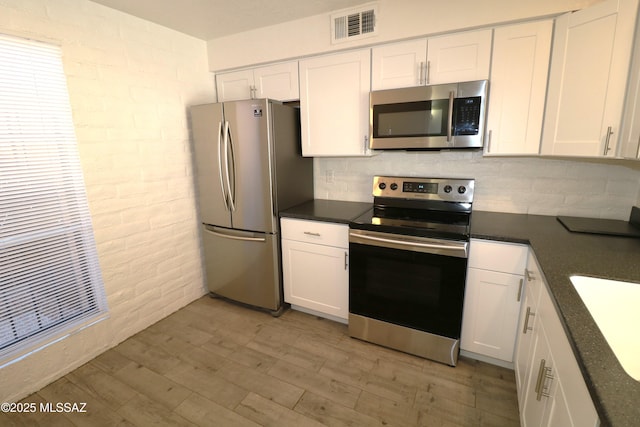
[447,91,454,142]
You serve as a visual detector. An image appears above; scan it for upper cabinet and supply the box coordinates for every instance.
[371,29,492,90]
[484,20,553,155]
[216,61,299,102]
[426,29,492,85]
[541,0,639,157]
[299,49,372,157]
[620,13,640,159]
[371,39,427,90]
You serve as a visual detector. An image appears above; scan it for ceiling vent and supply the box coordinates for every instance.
[331,3,378,44]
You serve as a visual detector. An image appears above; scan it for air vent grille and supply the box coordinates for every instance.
[331,3,377,44]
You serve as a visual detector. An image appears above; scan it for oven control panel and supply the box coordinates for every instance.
[373,176,474,203]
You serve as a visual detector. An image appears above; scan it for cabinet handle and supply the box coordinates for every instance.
[525,268,533,282]
[487,130,493,153]
[517,278,524,302]
[523,307,535,334]
[344,252,348,270]
[636,135,640,159]
[425,60,430,85]
[304,231,321,237]
[603,126,614,155]
[418,61,424,85]
[364,135,369,152]
[535,359,553,401]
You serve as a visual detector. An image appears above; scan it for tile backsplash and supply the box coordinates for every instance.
[314,151,640,220]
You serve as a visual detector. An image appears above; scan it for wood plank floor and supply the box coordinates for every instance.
[3,296,520,426]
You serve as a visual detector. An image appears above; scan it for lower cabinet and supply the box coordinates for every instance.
[461,239,528,364]
[280,218,349,322]
[516,253,599,427]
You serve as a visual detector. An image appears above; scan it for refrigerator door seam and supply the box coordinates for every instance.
[223,120,236,212]
[217,121,229,211]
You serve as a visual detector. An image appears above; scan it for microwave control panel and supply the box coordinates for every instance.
[453,97,481,136]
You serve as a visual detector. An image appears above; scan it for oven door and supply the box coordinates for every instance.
[349,228,468,339]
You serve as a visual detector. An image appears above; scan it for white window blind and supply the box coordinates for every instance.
[0,34,108,365]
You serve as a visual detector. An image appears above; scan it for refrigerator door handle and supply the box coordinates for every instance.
[217,121,229,211]
[204,226,266,242]
[223,120,236,212]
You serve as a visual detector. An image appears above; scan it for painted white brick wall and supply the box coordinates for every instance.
[0,0,215,402]
[315,152,640,219]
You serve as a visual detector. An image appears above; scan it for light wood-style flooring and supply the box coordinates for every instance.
[3,296,520,426]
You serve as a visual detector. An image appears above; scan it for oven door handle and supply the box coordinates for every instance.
[350,231,468,258]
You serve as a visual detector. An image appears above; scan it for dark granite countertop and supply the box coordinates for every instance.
[279,199,372,224]
[471,211,640,427]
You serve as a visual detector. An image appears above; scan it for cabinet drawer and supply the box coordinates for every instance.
[281,218,348,247]
[469,238,528,274]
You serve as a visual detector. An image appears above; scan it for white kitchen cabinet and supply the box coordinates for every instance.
[541,0,639,157]
[485,20,553,155]
[216,61,299,102]
[280,218,349,322]
[371,29,491,90]
[461,239,528,364]
[426,29,492,85]
[620,13,640,160]
[371,39,427,90]
[516,252,599,427]
[299,49,371,156]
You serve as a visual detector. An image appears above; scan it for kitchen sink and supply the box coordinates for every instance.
[570,275,640,381]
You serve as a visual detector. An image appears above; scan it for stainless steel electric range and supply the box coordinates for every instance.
[348,175,474,366]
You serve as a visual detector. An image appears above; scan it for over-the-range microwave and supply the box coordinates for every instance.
[369,80,488,150]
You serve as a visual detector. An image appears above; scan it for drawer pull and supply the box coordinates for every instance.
[344,252,348,270]
[523,307,535,334]
[535,359,553,401]
[525,268,533,282]
[303,231,321,237]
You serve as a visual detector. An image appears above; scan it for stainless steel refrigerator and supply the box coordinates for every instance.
[190,99,313,315]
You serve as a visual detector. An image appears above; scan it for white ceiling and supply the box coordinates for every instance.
[90,0,370,40]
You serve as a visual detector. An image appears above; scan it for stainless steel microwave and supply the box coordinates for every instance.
[369,80,488,150]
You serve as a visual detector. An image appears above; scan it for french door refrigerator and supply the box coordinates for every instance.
[190,99,313,314]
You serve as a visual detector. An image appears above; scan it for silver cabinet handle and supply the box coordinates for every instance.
[603,126,614,155]
[523,307,535,334]
[303,231,321,237]
[425,60,430,85]
[418,61,424,85]
[517,278,524,302]
[344,252,348,270]
[487,129,492,153]
[535,359,553,401]
[446,91,454,142]
[364,135,369,152]
[525,268,533,282]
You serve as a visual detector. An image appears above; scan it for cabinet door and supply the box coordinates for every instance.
[371,39,427,90]
[485,21,553,155]
[281,239,349,320]
[461,268,524,361]
[216,69,254,102]
[541,0,638,157]
[299,49,371,156]
[521,320,552,427]
[254,61,299,101]
[426,29,492,84]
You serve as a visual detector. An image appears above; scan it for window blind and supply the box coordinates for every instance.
[0,34,108,365]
